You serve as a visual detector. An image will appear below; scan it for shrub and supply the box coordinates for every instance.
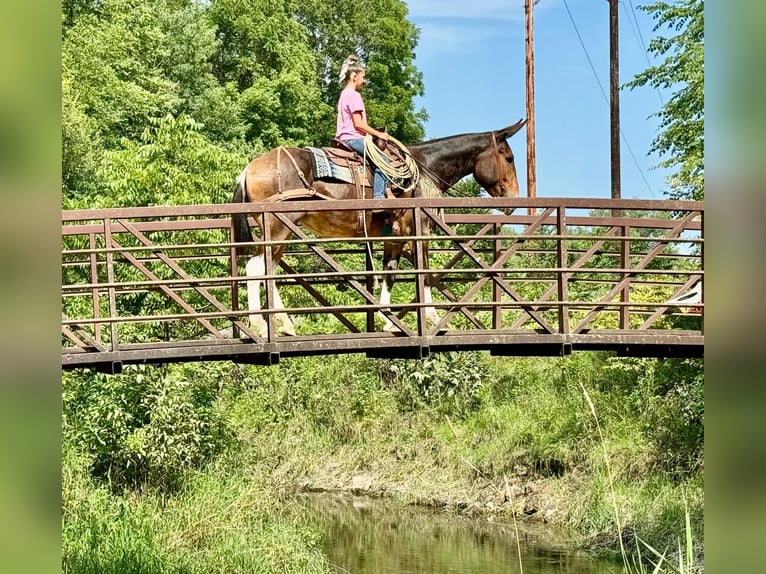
[377,351,489,416]
[63,364,232,491]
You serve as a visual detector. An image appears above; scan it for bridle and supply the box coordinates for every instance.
[490,131,508,197]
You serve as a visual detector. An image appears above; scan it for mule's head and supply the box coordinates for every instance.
[473,119,526,200]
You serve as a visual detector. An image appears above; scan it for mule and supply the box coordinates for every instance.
[231,119,526,337]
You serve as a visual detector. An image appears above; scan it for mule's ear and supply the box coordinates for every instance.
[499,119,526,140]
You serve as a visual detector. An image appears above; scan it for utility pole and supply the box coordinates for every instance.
[525,0,537,215]
[609,0,621,207]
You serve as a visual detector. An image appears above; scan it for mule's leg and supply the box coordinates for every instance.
[245,253,269,338]
[270,245,296,336]
[423,278,440,328]
[379,243,402,332]
[244,245,296,338]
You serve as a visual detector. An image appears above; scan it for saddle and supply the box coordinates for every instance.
[305,136,401,200]
[304,142,373,195]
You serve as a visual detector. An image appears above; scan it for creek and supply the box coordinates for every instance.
[298,493,617,574]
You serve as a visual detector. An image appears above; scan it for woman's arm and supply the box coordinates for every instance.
[351,112,389,141]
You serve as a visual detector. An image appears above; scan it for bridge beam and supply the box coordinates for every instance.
[491,343,572,357]
[367,345,430,360]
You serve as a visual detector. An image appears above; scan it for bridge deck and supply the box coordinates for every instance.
[62,197,703,372]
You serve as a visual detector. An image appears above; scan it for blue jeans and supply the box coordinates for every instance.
[342,138,389,199]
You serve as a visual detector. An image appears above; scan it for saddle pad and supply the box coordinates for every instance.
[306,146,364,185]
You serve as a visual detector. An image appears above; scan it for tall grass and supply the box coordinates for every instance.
[576,379,700,574]
[62,447,332,574]
[626,503,696,574]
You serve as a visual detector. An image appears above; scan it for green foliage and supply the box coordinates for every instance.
[603,357,704,478]
[208,0,330,148]
[62,0,245,200]
[626,0,704,200]
[378,352,490,416]
[62,74,102,197]
[296,0,427,144]
[63,448,332,573]
[91,113,245,208]
[63,364,232,491]
[226,355,384,435]
[157,1,245,144]
[62,0,180,148]
[449,178,483,198]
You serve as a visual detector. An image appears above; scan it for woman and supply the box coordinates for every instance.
[335,55,391,206]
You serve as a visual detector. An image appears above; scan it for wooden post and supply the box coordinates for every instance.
[609,0,621,215]
[525,0,537,215]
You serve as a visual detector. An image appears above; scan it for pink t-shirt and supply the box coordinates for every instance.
[335,88,366,140]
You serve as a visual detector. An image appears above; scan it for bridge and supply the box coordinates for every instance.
[62,197,703,373]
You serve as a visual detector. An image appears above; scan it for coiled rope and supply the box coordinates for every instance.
[363,134,419,194]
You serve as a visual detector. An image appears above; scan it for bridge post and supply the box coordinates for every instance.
[230,218,240,339]
[620,224,630,329]
[413,206,427,336]
[88,233,102,346]
[103,218,119,352]
[556,207,569,334]
[262,213,276,342]
[365,239,375,333]
[493,222,501,330]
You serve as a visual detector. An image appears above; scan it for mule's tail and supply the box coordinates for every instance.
[231,170,255,255]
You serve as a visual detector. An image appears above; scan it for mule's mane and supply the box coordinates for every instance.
[408,130,500,191]
[411,130,497,148]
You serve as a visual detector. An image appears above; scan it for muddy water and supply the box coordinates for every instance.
[299,493,616,574]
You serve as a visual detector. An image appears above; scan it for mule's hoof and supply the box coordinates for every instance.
[249,321,269,339]
[278,325,297,336]
[382,321,401,334]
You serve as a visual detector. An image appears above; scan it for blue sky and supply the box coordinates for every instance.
[404,0,673,200]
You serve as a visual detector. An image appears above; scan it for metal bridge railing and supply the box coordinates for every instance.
[62,197,703,369]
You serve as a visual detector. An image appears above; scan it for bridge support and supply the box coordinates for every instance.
[94,361,123,375]
[491,343,572,357]
[367,345,430,360]
[613,345,702,359]
[232,352,280,366]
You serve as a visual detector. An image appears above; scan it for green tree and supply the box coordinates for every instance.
[92,113,245,208]
[61,0,246,199]
[62,0,427,198]
[296,0,428,144]
[626,0,704,201]
[207,0,330,148]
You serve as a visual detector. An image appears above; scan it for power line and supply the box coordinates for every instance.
[622,1,645,56]
[562,0,609,105]
[561,0,657,198]
[624,0,664,106]
[626,0,650,64]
